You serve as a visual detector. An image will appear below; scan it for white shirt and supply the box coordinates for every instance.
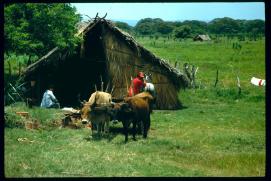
[40,90,58,108]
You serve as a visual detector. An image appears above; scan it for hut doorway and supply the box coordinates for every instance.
[51,23,108,107]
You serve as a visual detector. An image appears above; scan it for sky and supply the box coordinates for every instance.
[71,2,265,26]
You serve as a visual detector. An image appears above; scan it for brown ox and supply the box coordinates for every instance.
[134,92,155,113]
[111,92,154,142]
[81,91,112,137]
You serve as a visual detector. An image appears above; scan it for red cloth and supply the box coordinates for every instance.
[128,77,146,97]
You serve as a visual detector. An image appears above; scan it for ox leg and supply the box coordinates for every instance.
[100,122,104,136]
[146,114,151,131]
[137,121,143,135]
[105,120,109,136]
[143,124,148,139]
[122,120,129,143]
[98,123,102,137]
[132,120,137,141]
[91,123,95,138]
[143,116,150,139]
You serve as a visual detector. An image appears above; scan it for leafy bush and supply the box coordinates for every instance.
[5,102,28,128]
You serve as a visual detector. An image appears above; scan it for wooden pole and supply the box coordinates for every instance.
[100,75,104,92]
[131,76,134,96]
[125,73,129,93]
[105,82,110,93]
[237,76,241,96]
[191,65,196,89]
[110,85,115,95]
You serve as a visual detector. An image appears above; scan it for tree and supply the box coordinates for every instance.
[245,19,265,36]
[4,3,81,57]
[156,21,173,35]
[208,17,240,35]
[173,25,192,39]
[182,20,208,36]
[114,21,133,33]
[134,18,165,36]
[134,21,154,35]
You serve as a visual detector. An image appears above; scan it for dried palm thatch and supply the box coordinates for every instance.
[20,17,189,109]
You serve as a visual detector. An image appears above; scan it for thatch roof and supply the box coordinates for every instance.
[21,18,189,109]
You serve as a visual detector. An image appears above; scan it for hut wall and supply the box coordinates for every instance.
[102,28,181,109]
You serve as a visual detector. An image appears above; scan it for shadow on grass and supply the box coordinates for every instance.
[82,123,142,143]
[180,105,189,110]
[82,124,124,142]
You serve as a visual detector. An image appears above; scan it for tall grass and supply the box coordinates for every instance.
[5,102,64,129]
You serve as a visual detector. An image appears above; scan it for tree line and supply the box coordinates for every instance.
[114,17,265,40]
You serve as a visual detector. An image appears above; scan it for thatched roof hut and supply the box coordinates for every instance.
[20,18,189,109]
[193,34,211,41]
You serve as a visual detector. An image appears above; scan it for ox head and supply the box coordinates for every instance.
[110,102,133,121]
[80,91,114,124]
[81,102,91,124]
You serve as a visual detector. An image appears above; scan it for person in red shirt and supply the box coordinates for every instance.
[128,72,146,97]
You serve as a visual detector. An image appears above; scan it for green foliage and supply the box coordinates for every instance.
[113,21,133,34]
[134,18,155,35]
[4,53,40,105]
[156,21,173,35]
[4,103,26,128]
[131,17,264,39]
[173,25,192,39]
[244,19,265,35]
[4,3,81,57]
[208,17,241,35]
[182,20,208,36]
[134,18,174,36]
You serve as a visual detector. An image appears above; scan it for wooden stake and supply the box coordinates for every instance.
[105,82,110,93]
[124,73,129,93]
[237,76,241,96]
[131,76,134,96]
[110,85,115,95]
[100,75,104,92]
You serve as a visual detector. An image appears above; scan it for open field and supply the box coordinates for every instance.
[4,38,266,177]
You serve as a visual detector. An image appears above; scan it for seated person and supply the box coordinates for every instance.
[40,85,60,108]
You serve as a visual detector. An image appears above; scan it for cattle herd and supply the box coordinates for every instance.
[80,91,155,142]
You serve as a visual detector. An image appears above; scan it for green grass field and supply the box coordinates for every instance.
[4,37,265,177]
